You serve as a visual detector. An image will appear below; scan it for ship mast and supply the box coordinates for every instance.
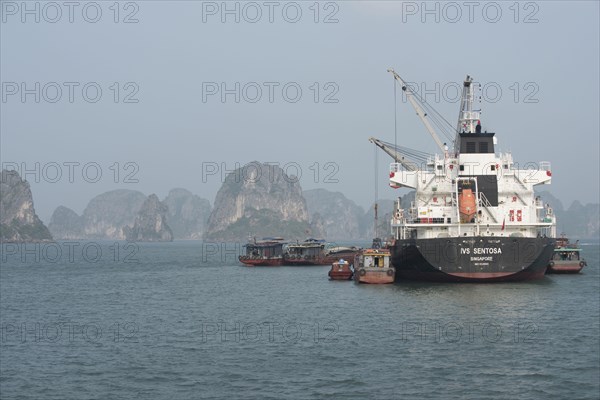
[454,75,482,151]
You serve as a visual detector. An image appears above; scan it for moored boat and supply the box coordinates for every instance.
[354,246,395,284]
[283,238,328,265]
[371,71,556,282]
[328,259,354,280]
[546,236,587,274]
[323,246,362,264]
[239,237,286,266]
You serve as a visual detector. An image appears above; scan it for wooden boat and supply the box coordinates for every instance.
[546,236,587,274]
[328,259,353,280]
[283,239,328,265]
[354,246,395,284]
[239,237,286,266]
[323,246,362,264]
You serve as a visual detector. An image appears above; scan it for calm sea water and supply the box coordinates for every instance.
[1,241,598,399]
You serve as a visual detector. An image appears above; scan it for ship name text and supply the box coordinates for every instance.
[460,247,502,255]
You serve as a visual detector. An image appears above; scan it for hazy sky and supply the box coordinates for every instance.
[2,1,599,222]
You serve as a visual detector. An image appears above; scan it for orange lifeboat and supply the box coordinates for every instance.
[459,188,477,223]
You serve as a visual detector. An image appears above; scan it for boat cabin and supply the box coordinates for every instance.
[286,239,326,258]
[361,250,391,268]
[552,248,582,261]
[244,239,286,258]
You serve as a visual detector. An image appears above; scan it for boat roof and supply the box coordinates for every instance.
[245,241,287,247]
[287,240,325,247]
[333,259,349,264]
[362,249,391,256]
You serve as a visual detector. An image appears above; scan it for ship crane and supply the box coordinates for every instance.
[368,137,430,171]
[387,68,447,152]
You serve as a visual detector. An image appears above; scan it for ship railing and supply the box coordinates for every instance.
[534,198,544,208]
[478,190,498,224]
[410,218,449,224]
[462,110,480,121]
[498,153,515,172]
[503,165,515,176]
[390,163,401,173]
[539,161,551,171]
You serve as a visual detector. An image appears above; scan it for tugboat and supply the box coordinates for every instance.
[283,238,328,265]
[354,239,395,284]
[239,237,286,266]
[546,235,587,274]
[328,259,354,280]
[370,70,556,282]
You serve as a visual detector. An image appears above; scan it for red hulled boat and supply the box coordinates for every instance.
[239,237,286,266]
[546,236,587,274]
[328,259,354,280]
[354,242,395,284]
[283,239,328,265]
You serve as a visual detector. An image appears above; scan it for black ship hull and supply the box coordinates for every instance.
[391,237,555,282]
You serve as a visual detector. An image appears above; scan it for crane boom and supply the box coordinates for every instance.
[368,137,419,171]
[387,69,446,152]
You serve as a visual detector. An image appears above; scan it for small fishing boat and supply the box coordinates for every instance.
[328,259,354,280]
[546,236,587,274]
[354,241,395,284]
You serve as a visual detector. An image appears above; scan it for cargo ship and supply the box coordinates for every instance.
[371,71,556,282]
[546,235,587,274]
[239,237,286,266]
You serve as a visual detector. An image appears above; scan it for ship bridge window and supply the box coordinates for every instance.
[436,165,443,170]
[479,142,488,153]
[466,142,476,153]
[459,165,465,171]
